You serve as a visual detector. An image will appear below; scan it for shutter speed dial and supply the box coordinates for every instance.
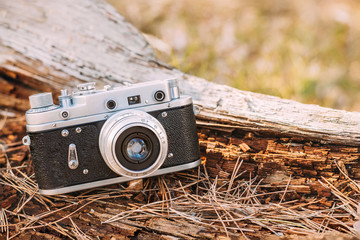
[28,93,59,113]
[29,93,54,109]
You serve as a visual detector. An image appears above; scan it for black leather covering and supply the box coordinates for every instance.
[29,104,200,190]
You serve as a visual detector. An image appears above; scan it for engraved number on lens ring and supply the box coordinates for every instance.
[105,99,117,110]
[154,90,165,102]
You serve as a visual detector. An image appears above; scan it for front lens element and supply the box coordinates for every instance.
[126,137,150,162]
[115,127,160,171]
[99,109,168,178]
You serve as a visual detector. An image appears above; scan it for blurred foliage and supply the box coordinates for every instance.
[108,0,360,111]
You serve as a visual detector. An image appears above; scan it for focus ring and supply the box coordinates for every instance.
[99,110,168,178]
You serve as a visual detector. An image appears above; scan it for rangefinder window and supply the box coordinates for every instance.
[128,95,141,105]
[106,99,117,110]
[154,90,165,102]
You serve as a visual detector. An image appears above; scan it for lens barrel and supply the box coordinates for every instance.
[99,110,168,178]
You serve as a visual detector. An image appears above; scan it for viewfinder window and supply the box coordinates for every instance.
[128,95,141,105]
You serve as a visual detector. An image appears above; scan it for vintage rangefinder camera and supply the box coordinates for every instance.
[23,79,200,195]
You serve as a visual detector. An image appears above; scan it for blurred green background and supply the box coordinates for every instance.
[108,0,360,111]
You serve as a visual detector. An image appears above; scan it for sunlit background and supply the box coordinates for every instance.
[108,0,360,111]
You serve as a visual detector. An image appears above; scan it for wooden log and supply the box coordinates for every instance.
[198,127,359,196]
[0,0,360,146]
[1,1,360,239]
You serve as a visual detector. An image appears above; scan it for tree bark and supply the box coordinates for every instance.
[0,0,359,146]
[1,0,360,239]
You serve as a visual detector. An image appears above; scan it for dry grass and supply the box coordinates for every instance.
[1,115,359,239]
[108,0,360,111]
[1,145,360,239]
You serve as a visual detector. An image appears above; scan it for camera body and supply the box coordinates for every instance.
[24,80,200,195]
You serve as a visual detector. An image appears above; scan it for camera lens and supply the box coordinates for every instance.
[99,110,168,178]
[123,133,152,163]
[106,100,117,110]
[114,127,160,171]
[154,90,165,102]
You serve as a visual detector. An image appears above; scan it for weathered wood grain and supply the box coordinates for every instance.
[198,128,360,193]
[1,1,360,239]
[0,0,359,146]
